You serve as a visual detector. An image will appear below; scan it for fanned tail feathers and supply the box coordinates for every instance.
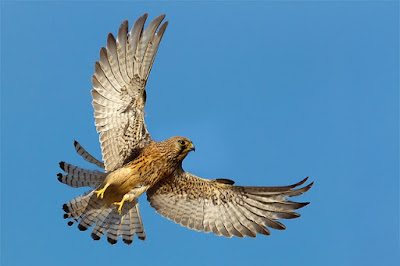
[74,140,105,169]
[57,161,105,188]
[62,192,146,245]
[59,141,146,244]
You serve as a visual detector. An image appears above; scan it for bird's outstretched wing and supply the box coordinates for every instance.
[147,171,313,237]
[91,14,168,172]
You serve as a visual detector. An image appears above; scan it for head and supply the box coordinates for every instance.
[165,136,195,162]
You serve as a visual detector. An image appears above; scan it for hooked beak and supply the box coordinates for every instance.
[188,143,196,152]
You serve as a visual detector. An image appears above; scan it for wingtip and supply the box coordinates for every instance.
[299,177,309,186]
[118,20,129,37]
[215,178,235,185]
[303,182,314,192]
[59,161,65,171]
[297,202,310,209]
[57,173,62,182]
[107,32,116,42]
[159,20,169,30]
[293,177,315,189]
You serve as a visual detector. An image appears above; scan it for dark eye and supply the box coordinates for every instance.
[179,140,185,145]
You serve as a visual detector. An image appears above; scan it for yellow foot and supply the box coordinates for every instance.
[113,199,126,214]
[94,184,109,199]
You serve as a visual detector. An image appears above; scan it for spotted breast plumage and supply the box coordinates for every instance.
[58,13,313,245]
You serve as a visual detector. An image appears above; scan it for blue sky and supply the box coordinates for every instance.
[1,1,398,266]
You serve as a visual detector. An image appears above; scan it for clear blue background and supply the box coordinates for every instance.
[1,1,399,266]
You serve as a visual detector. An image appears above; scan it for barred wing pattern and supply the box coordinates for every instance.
[147,172,313,238]
[92,14,168,172]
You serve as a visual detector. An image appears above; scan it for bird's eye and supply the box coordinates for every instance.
[179,140,185,145]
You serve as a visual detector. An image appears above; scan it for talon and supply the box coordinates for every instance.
[94,184,109,199]
[113,201,124,214]
[94,189,106,199]
[113,194,130,214]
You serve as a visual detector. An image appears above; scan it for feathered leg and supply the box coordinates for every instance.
[113,186,148,214]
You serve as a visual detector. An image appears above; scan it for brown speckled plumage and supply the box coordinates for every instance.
[58,14,313,245]
[97,137,193,207]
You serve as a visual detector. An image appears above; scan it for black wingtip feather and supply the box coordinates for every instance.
[215,178,235,185]
[107,32,116,43]
[290,212,301,219]
[284,201,310,210]
[57,173,62,182]
[63,214,68,219]
[292,177,308,188]
[138,236,146,241]
[120,20,128,27]
[278,223,286,230]
[59,161,65,171]
[67,221,74,226]
[302,182,314,193]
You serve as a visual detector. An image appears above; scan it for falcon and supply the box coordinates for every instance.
[58,13,313,245]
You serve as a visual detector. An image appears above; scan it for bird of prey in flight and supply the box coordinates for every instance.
[58,13,313,245]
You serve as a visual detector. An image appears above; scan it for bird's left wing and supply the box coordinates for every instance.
[91,14,168,172]
[147,171,313,238]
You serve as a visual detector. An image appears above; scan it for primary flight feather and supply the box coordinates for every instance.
[58,13,313,245]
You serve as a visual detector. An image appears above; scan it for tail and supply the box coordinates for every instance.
[62,192,146,244]
[58,141,146,244]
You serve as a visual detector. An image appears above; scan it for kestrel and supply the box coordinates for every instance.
[58,14,313,245]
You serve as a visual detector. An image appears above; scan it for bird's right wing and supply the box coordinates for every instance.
[147,171,313,238]
[91,14,168,172]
